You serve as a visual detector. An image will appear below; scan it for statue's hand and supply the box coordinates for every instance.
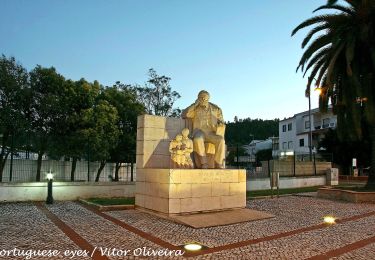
[218,120,225,126]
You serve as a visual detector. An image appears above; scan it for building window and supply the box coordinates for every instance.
[288,141,293,149]
[299,138,304,147]
[288,123,292,131]
[305,121,310,129]
[273,141,279,151]
[323,118,330,128]
[282,142,287,149]
[282,125,286,132]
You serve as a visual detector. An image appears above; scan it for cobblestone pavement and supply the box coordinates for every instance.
[0,203,81,259]
[0,196,374,259]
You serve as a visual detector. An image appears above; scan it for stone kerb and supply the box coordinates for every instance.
[318,187,375,203]
[135,168,246,214]
[136,114,187,169]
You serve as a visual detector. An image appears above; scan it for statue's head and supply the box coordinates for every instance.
[197,90,210,107]
[181,128,190,138]
[175,134,183,142]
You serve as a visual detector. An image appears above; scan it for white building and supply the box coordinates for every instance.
[278,107,337,156]
[243,139,272,162]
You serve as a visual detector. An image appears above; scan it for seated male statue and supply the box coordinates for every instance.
[182,90,225,169]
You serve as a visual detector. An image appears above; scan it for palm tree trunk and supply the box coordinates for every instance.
[70,157,78,181]
[367,126,375,187]
[95,160,106,182]
[36,152,44,182]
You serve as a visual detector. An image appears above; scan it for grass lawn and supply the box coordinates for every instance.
[247,186,322,198]
[86,197,135,205]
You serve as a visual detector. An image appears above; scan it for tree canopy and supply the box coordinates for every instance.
[0,56,186,182]
[134,68,181,117]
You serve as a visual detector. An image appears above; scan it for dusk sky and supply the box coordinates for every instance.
[0,0,327,121]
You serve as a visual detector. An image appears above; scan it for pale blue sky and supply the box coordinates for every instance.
[0,0,327,121]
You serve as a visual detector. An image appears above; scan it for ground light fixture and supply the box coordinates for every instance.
[46,170,54,204]
[323,216,336,224]
[183,243,203,251]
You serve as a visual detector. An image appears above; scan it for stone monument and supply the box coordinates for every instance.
[135,90,246,215]
[182,90,225,169]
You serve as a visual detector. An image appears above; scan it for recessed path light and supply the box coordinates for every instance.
[183,243,203,251]
[323,216,336,224]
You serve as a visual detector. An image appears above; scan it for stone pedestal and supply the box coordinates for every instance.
[135,169,246,215]
[326,168,339,186]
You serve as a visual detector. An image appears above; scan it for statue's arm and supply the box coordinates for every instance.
[217,107,225,125]
[182,103,196,119]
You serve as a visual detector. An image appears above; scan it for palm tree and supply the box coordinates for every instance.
[292,0,375,187]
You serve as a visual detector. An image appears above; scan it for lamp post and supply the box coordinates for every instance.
[308,87,313,161]
[46,170,54,204]
[307,80,322,162]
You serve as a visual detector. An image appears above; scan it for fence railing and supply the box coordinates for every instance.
[0,158,136,182]
[246,153,332,178]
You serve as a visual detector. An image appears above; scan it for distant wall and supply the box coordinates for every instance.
[0,182,135,202]
[247,175,326,191]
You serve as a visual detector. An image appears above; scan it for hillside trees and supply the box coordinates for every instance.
[225,118,279,145]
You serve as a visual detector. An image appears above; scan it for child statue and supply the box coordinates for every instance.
[169,134,185,168]
[181,128,194,168]
[169,129,194,168]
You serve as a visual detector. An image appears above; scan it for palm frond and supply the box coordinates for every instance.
[306,57,328,93]
[297,33,332,72]
[326,44,345,85]
[301,24,329,48]
[303,47,330,77]
[327,0,338,5]
[316,61,330,87]
[314,5,354,15]
[345,36,355,76]
[291,15,338,36]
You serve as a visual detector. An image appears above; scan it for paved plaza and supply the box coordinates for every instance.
[0,194,374,259]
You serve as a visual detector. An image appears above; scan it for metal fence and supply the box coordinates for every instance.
[0,158,136,182]
[0,129,136,183]
[246,152,333,178]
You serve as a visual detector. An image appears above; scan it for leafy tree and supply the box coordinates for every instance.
[0,55,29,181]
[80,98,120,182]
[226,146,247,167]
[292,0,375,186]
[28,66,68,181]
[256,148,273,166]
[134,68,181,117]
[48,79,100,181]
[319,128,371,175]
[102,82,144,181]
